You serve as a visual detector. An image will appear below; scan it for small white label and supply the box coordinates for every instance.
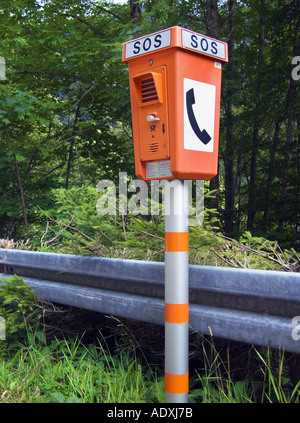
[125,29,171,59]
[146,160,172,179]
[182,29,226,61]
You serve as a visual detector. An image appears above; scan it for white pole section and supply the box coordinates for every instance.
[164,179,189,403]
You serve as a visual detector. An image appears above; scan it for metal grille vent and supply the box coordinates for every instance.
[141,77,158,103]
[148,142,160,154]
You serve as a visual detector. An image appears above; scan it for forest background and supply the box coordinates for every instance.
[0,0,299,256]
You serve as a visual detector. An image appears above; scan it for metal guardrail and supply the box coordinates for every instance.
[0,248,300,353]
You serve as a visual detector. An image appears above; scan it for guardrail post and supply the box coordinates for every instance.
[164,179,189,403]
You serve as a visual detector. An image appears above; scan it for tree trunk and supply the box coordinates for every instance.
[235,156,242,233]
[5,126,29,239]
[130,0,142,37]
[247,122,260,231]
[223,0,235,236]
[247,0,265,231]
[278,15,300,232]
[297,115,300,234]
[207,0,219,38]
[207,0,220,229]
[261,119,281,232]
[65,105,80,190]
[130,0,141,24]
[278,79,297,231]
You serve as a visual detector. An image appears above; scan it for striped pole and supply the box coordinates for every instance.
[164,179,189,403]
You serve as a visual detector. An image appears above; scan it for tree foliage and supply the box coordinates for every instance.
[0,0,299,250]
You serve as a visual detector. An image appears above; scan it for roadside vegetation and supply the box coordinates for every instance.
[0,203,299,403]
[0,273,299,403]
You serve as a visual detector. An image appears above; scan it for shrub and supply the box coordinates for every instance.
[0,275,36,347]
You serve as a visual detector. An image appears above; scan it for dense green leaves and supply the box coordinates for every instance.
[0,0,298,248]
[0,275,36,343]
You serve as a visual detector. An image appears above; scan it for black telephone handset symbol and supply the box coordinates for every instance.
[186,88,211,145]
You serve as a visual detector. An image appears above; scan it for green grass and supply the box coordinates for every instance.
[254,348,300,403]
[0,334,164,403]
[188,339,300,403]
[1,329,299,403]
[0,274,299,403]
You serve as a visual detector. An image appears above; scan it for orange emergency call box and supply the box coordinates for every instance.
[122,26,228,181]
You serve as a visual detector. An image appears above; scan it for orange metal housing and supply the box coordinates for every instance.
[122,26,228,181]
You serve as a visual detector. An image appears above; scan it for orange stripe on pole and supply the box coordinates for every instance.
[165,303,189,323]
[165,372,189,395]
[165,232,189,252]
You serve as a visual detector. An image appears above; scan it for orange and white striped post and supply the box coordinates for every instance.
[164,179,189,403]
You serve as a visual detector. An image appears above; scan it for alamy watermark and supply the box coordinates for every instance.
[0,316,5,340]
[292,316,300,341]
[292,56,300,81]
[96,172,205,227]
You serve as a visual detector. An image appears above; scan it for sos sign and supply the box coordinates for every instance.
[124,27,227,61]
[125,29,172,59]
